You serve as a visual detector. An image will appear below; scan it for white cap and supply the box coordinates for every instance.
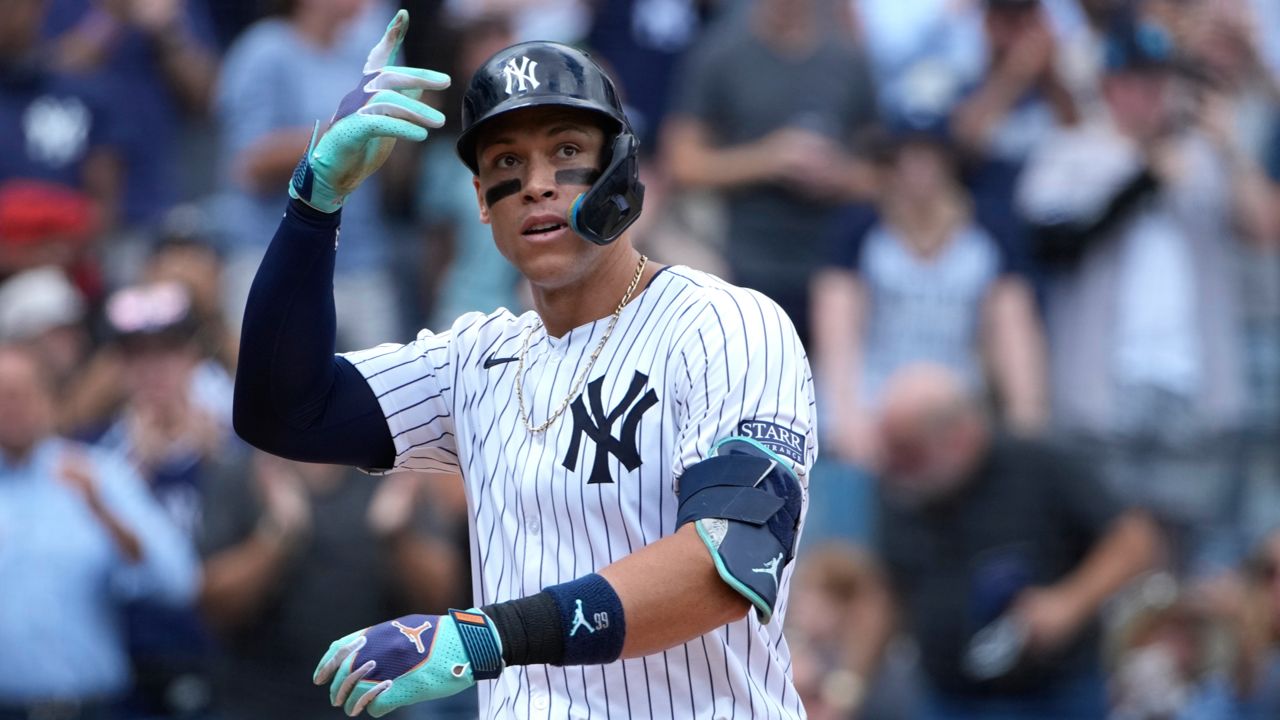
[0,266,86,342]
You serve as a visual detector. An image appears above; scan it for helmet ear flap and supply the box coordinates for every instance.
[568,132,645,246]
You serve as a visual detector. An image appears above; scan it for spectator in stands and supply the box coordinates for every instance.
[0,180,102,284]
[0,0,120,230]
[417,15,522,328]
[813,122,1046,476]
[867,363,1159,719]
[662,0,878,346]
[93,282,231,533]
[1169,0,1279,168]
[1027,0,1138,119]
[59,227,235,436]
[0,343,196,719]
[586,0,710,152]
[0,266,89,394]
[215,0,402,350]
[787,543,905,720]
[951,0,1080,272]
[199,455,472,719]
[1109,599,1238,719]
[143,205,238,371]
[43,0,217,233]
[442,0,590,45]
[1173,0,1280,555]
[1016,14,1273,572]
[88,282,234,718]
[1225,529,1280,717]
[854,0,987,126]
[1183,528,1280,718]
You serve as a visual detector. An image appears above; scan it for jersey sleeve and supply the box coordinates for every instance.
[340,313,478,474]
[671,289,818,484]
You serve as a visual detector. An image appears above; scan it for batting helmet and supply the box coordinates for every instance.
[456,41,644,246]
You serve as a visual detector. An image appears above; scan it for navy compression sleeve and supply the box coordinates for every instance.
[232,199,396,468]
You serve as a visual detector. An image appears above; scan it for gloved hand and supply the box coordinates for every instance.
[289,9,449,213]
[313,610,504,717]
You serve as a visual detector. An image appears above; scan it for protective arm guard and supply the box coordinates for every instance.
[676,437,804,624]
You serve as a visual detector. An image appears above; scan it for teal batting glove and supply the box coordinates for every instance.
[313,610,504,717]
[289,9,450,213]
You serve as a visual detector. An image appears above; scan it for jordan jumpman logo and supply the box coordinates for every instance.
[569,599,595,637]
[392,618,433,654]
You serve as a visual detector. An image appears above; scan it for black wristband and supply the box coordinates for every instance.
[482,574,627,667]
[482,591,565,667]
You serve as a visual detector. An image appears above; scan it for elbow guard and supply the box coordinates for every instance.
[676,437,804,623]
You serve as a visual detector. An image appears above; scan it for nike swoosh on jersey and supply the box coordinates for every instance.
[483,355,519,369]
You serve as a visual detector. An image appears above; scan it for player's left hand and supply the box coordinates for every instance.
[314,610,504,717]
[289,9,450,213]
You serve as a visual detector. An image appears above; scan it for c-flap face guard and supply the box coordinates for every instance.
[569,132,645,246]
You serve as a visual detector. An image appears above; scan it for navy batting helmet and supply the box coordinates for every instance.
[456,41,644,246]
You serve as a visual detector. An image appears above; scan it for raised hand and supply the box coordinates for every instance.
[289,10,450,213]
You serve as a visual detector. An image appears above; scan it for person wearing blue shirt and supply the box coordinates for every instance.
[0,344,197,719]
[214,0,403,350]
[41,0,218,227]
[950,0,1080,294]
[0,0,119,218]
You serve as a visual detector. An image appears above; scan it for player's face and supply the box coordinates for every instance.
[472,107,616,290]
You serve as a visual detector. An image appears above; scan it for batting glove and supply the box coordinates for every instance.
[289,10,449,213]
[313,610,504,717]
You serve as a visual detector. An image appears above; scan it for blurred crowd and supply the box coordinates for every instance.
[0,0,1278,718]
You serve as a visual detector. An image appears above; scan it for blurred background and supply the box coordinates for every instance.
[0,0,1277,718]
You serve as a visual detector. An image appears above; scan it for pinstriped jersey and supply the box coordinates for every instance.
[342,266,817,719]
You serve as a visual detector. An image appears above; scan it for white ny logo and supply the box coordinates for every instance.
[502,56,540,94]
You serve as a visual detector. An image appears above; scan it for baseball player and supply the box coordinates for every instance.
[233,10,816,719]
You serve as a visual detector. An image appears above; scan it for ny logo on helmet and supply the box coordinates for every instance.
[502,56,540,95]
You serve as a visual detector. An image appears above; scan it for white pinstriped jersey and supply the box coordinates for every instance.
[342,266,816,719]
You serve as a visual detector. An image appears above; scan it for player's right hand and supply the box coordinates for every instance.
[289,9,450,213]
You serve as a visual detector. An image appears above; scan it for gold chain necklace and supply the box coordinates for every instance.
[516,254,648,434]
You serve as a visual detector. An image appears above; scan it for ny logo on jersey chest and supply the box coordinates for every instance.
[562,371,658,484]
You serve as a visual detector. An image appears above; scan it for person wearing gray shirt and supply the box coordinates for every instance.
[663,0,878,346]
